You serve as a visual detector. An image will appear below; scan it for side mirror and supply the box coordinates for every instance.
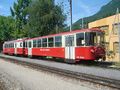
[82,40,85,45]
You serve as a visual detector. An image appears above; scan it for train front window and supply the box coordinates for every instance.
[85,32,104,46]
[76,33,85,46]
[97,32,104,46]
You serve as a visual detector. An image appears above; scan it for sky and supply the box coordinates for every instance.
[0,0,111,25]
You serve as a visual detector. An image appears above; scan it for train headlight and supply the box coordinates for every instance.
[90,49,95,53]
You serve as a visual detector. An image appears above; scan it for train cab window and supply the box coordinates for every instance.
[29,41,31,48]
[48,37,54,47]
[33,40,37,47]
[85,32,104,46]
[42,38,47,47]
[38,39,41,47]
[65,35,74,46]
[55,36,62,47]
[76,33,85,46]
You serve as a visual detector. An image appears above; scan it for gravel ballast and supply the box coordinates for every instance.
[0,71,24,90]
[0,59,96,90]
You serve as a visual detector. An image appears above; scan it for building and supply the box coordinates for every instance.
[89,14,120,62]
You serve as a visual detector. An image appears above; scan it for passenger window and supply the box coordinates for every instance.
[65,35,74,46]
[20,42,22,47]
[15,43,17,48]
[48,37,54,47]
[38,39,41,47]
[10,43,11,48]
[23,42,25,48]
[29,41,31,48]
[76,33,85,46]
[25,42,27,48]
[33,40,37,47]
[55,36,62,47]
[12,43,13,48]
[9,44,11,48]
[42,38,47,47]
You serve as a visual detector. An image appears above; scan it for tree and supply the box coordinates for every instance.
[10,0,31,38]
[27,0,66,37]
[0,16,15,41]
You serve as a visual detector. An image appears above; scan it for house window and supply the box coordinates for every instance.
[105,42,109,51]
[113,23,120,35]
[113,42,119,53]
[99,25,109,35]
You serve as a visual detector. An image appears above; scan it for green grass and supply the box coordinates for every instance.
[114,62,120,68]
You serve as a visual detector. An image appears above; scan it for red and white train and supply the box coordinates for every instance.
[3,28,105,63]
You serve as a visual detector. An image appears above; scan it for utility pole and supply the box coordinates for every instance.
[82,18,84,29]
[69,0,72,32]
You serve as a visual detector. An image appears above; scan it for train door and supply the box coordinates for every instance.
[23,41,25,55]
[14,42,17,55]
[28,40,32,57]
[65,35,75,63]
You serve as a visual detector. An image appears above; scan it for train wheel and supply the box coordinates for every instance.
[102,56,106,61]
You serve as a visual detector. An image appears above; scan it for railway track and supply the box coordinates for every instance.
[0,55,120,89]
